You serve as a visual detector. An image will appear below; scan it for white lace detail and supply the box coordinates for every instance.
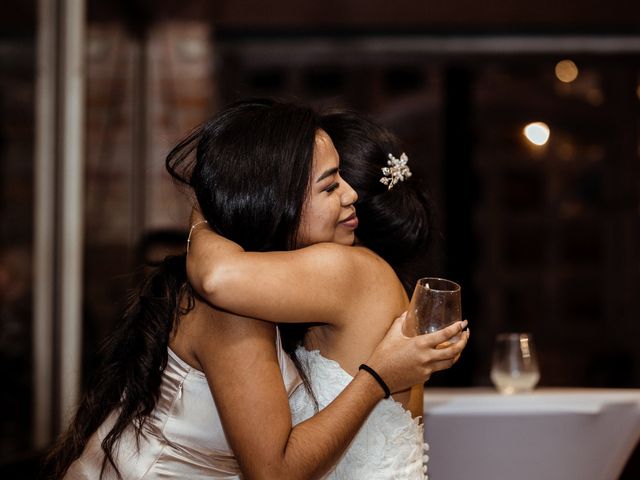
[289,347,428,479]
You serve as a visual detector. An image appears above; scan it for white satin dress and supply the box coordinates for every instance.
[289,346,429,479]
[64,328,301,479]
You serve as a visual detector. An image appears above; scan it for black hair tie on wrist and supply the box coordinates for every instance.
[359,364,391,399]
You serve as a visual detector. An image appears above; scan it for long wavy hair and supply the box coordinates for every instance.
[44,98,322,479]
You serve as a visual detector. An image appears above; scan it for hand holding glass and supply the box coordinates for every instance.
[490,333,540,394]
[408,278,462,342]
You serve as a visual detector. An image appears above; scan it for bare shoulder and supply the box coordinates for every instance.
[308,246,408,370]
[306,244,406,312]
[174,298,277,370]
[302,243,396,278]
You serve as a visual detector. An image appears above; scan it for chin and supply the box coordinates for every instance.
[337,234,355,246]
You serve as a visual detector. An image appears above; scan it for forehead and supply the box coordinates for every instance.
[313,129,339,172]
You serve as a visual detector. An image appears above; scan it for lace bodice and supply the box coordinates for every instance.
[289,346,429,479]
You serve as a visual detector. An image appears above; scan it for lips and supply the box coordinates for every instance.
[339,212,359,230]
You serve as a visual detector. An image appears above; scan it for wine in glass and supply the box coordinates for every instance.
[490,333,540,394]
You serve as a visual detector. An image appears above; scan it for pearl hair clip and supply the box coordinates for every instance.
[380,152,412,190]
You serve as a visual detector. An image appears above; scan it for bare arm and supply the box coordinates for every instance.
[187,213,391,326]
[190,306,469,480]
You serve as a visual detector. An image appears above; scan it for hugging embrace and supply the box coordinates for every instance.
[46,99,469,480]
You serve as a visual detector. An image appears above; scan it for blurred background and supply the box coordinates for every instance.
[1,0,639,477]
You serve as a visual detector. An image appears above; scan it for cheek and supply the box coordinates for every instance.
[300,199,341,243]
[318,199,342,229]
[308,210,331,237]
[296,204,324,247]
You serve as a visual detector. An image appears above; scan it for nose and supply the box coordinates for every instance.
[340,180,358,206]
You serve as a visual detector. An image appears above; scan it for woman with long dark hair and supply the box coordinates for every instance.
[321,110,434,290]
[45,99,466,479]
[186,109,469,478]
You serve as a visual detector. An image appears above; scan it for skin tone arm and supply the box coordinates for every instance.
[187,218,404,327]
[172,298,469,480]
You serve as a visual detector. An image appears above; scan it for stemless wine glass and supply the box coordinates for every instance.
[408,277,462,338]
[490,333,540,394]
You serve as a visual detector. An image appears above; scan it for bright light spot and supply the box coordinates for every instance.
[524,122,550,146]
[636,83,640,100]
[555,60,579,83]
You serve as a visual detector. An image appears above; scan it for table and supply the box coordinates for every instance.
[423,388,640,480]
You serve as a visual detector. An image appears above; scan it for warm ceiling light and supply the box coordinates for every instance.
[523,122,550,146]
[555,60,579,83]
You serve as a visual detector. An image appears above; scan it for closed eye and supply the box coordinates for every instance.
[324,182,339,193]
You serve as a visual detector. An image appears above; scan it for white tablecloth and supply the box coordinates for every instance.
[423,388,640,480]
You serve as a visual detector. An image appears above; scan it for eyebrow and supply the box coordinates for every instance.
[316,167,339,183]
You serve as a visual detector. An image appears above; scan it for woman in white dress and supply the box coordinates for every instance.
[46,99,467,479]
[187,110,470,478]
